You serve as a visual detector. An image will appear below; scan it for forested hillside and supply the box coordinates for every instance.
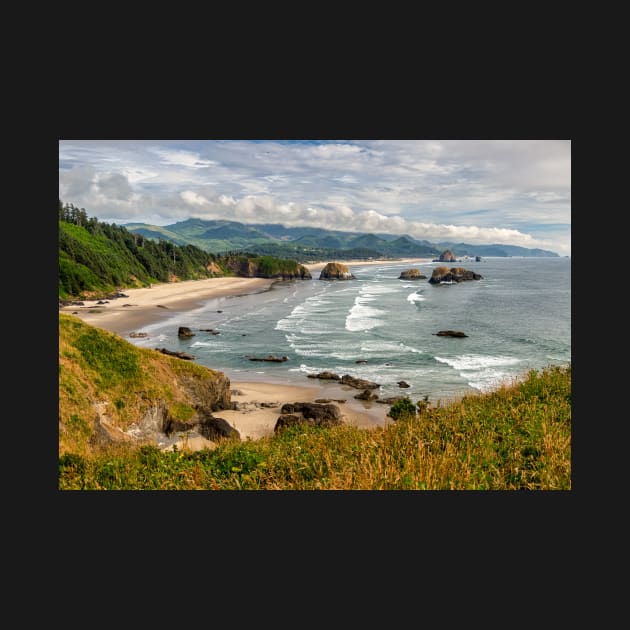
[59,202,312,299]
[59,201,230,299]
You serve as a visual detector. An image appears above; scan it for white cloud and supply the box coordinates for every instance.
[59,139,571,255]
[151,148,217,169]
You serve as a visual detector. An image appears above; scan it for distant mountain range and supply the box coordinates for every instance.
[123,218,559,261]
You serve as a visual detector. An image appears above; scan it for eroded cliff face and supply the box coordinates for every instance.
[59,314,233,455]
[222,256,312,280]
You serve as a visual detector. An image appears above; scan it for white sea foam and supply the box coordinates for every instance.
[434,355,521,370]
[435,354,522,391]
[406,292,425,303]
[360,340,423,355]
[345,298,386,332]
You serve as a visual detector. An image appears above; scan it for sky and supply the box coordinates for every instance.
[59,140,571,256]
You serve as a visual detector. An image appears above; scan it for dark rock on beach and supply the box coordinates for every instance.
[307,371,341,381]
[178,326,195,337]
[157,348,196,360]
[275,402,343,433]
[354,389,379,401]
[163,411,239,442]
[340,374,380,389]
[435,330,468,338]
[248,355,288,362]
[397,380,410,388]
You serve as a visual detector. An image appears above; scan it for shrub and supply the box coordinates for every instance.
[388,397,417,421]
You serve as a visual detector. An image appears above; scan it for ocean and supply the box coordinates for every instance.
[128,257,571,406]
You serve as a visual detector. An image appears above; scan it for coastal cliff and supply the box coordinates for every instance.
[59,314,233,455]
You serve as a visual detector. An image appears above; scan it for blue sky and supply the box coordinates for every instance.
[59,139,571,255]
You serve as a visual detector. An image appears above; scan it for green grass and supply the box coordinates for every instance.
[58,364,571,490]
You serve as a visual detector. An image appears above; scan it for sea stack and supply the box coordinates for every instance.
[319,262,356,280]
[432,249,457,263]
[429,266,483,284]
[399,268,427,280]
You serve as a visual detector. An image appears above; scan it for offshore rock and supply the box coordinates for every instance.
[399,268,427,280]
[432,249,457,262]
[319,262,356,280]
[428,266,483,284]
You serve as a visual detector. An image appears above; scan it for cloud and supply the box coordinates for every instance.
[58,139,571,255]
[177,189,552,250]
[95,173,134,200]
[150,148,217,169]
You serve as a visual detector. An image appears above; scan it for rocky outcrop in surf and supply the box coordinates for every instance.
[319,262,356,280]
[399,268,427,280]
[428,266,483,284]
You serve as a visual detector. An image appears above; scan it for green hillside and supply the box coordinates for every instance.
[59,201,229,299]
[124,218,558,259]
[59,361,571,490]
[58,313,232,456]
[58,202,311,299]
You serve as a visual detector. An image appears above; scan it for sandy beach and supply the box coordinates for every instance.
[60,258,433,336]
[59,263,429,441]
[59,276,275,336]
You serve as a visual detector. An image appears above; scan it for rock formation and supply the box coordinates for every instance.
[158,348,196,360]
[399,268,427,280]
[307,371,341,381]
[178,326,195,337]
[274,402,343,432]
[435,330,468,338]
[319,262,356,280]
[428,266,483,284]
[340,374,380,389]
[432,250,457,263]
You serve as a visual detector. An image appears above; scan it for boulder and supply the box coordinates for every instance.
[157,348,196,360]
[340,374,380,389]
[319,262,356,280]
[274,402,343,433]
[163,411,239,442]
[397,380,410,388]
[307,371,341,381]
[178,326,195,337]
[435,330,468,338]
[248,355,288,362]
[280,402,341,423]
[354,389,379,401]
[198,414,240,441]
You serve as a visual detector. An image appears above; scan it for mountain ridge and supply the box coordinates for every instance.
[124,218,559,259]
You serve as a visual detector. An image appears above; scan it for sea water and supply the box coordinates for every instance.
[128,257,571,405]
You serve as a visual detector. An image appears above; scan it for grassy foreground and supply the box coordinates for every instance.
[59,364,571,490]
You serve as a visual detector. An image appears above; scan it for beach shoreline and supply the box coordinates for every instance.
[59,257,433,336]
[59,262,435,441]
